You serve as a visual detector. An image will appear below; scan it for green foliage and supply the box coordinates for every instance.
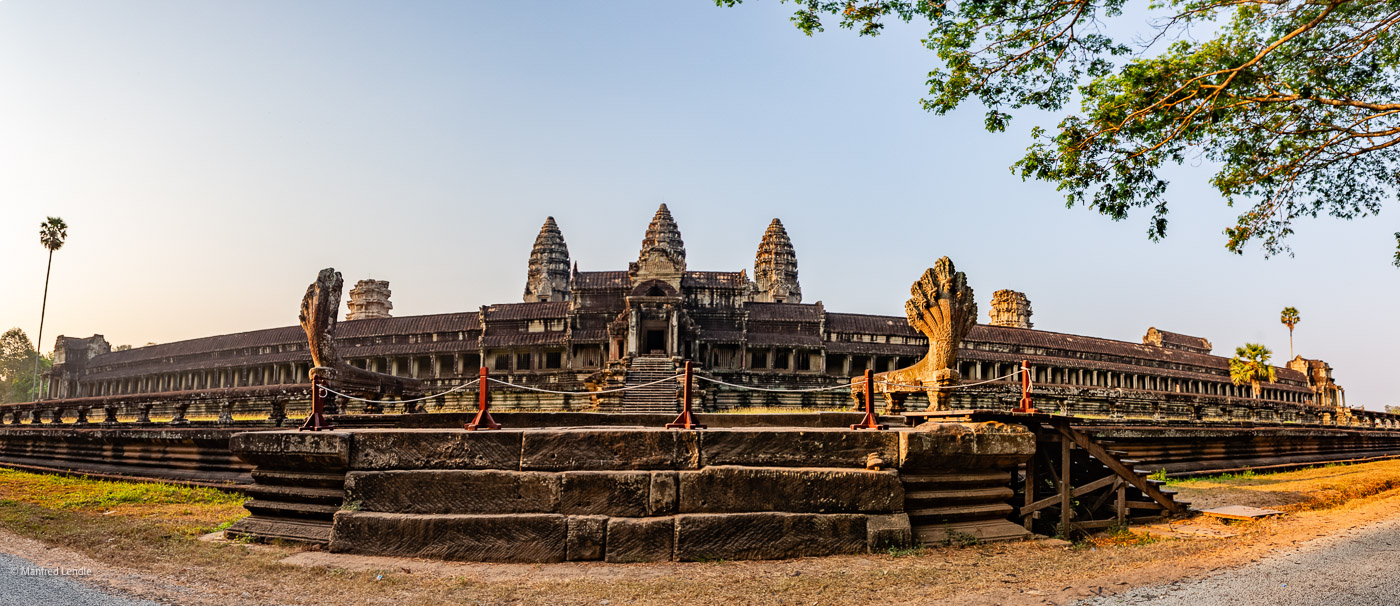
[0,328,49,403]
[1229,343,1276,397]
[1148,468,1168,482]
[722,0,1400,261]
[38,217,67,253]
[1280,307,1301,331]
[885,544,926,557]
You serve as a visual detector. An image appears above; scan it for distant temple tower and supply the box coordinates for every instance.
[629,204,686,288]
[523,216,572,302]
[753,218,802,304]
[988,290,1033,329]
[347,279,393,320]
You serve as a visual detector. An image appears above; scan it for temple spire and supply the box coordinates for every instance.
[523,216,571,302]
[637,204,686,271]
[753,218,801,303]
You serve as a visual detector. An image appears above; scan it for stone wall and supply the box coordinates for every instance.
[227,422,1035,561]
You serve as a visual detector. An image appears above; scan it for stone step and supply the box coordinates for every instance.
[900,472,1010,487]
[907,502,1015,523]
[905,486,1015,505]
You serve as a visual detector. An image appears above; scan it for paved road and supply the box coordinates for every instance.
[1081,515,1400,605]
[0,552,159,606]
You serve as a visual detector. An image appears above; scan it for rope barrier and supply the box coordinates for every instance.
[877,367,1027,391]
[317,366,1026,402]
[696,376,869,393]
[485,374,683,395]
[319,378,480,404]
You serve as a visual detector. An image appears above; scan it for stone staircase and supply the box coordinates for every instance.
[604,356,681,414]
[901,470,1031,545]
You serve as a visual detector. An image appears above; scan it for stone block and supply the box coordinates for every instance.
[699,429,898,469]
[900,422,1035,471]
[605,516,675,563]
[559,471,650,516]
[566,515,608,561]
[344,470,559,514]
[649,471,678,515]
[349,430,521,470]
[329,511,566,562]
[521,429,699,471]
[674,513,867,561]
[866,513,912,551]
[230,430,351,470]
[678,466,903,514]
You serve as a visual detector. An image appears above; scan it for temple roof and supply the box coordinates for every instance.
[681,271,747,289]
[746,302,822,322]
[572,270,629,289]
[482,301,569,321]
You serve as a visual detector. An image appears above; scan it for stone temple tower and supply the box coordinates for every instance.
[629,204,686,288]
[753,218,802,303]
[988,290,1033,329]
[347,279,393,320]
[523,216,572,302]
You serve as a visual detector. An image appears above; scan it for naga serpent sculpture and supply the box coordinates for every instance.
[858,257,978,412]
[301,268,422,407]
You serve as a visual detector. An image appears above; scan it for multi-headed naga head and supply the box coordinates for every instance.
[862,256,977,412]
[905,257,977,371]
[300,268,344,370]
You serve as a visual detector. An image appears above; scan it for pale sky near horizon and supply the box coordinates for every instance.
[1,1,1395,408]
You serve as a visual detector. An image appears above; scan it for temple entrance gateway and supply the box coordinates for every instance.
[645,329,665,354]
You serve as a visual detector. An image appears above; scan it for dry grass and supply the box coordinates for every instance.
[1168,459,1400,511]
[3,461,1400,604]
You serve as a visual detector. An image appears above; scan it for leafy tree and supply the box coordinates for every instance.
[33,216,67,400]
[720,0,1400,262]
[1229,343,1277,399]
[1280,306,1301,358]
[0,328,49,403]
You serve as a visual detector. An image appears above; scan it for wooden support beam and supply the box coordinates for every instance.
[1023,457,1036,530]
[1060,436,1072,532]
[1021,474,1119,515]
[1054,422,1181,514]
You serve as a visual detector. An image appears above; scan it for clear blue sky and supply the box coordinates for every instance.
[1,1,1394,408]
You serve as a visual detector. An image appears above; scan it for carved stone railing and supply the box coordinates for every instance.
[0,384,312,427]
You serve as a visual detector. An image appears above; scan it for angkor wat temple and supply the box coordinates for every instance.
[40,205,1355,422]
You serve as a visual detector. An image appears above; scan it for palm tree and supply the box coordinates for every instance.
[33,217,68,401]
[1280,307,1301,359]
[1229,343,1277,399]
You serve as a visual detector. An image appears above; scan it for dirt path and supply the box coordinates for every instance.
[1079,514,1400,605]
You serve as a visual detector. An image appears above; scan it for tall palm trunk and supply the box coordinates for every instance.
[32,249,52,401]
[1289,328,1294,359]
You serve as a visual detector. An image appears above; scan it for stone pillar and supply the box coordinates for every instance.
[137,403,153,424]
[170,402,190,425]
[218,401,234,425]
[269,400,286,427]
[627,309,640,356]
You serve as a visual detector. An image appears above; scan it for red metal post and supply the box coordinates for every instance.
[299,375,334,431]
[465,366,501,431]
[1013,359,1038,413]
[850,369,887,430]
[666,361,706,430]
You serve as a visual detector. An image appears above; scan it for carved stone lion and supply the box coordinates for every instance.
[867,257,977,411]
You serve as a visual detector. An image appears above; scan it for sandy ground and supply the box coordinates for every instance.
[1079,514,1400,605]
[6,461,1400,605]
